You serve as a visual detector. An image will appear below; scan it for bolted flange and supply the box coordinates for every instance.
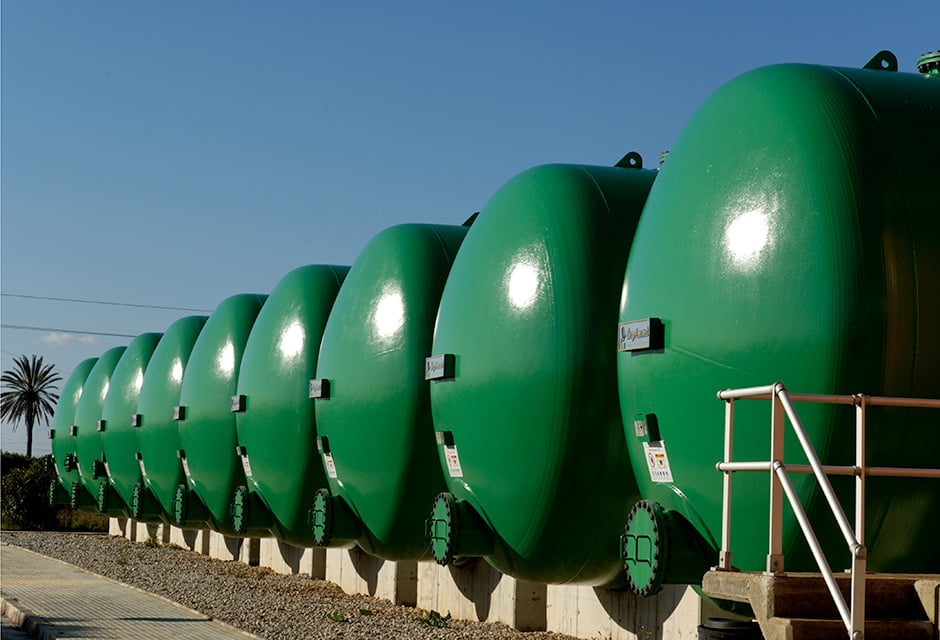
[70,481,81,510]
[428,492,458,565]
[622,500,667,596]
[427,492,492,565]
[622,499,717,597]
[96,481,110,513]
[310,488,359,547]
[173,484,188,526]
[130,482,143,520]
[232,485,249,535]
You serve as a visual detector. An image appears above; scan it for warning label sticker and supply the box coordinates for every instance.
[240,455,253,479]
[444,445,463,478]
[324,453,338,479]
[138,458,148,478]
[181,457,192,478]
[643,440,674,483]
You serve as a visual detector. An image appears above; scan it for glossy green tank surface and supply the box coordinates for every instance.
[71,346,126,513]
[428,163,655,586]
[136,316,208,527]
[49,358,98,509]
[177,294,267,535]
[99,332,162,521]
[313,224,467,559]
[617,60,940,588]
[234,265,349,543]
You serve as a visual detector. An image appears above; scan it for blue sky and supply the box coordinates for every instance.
[2,1,936,455]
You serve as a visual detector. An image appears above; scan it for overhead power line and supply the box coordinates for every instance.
[1,292,211,313]
[1,324,138,338]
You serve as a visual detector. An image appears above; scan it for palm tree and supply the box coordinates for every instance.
[1,354,62,457]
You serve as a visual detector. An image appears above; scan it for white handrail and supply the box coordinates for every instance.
[715,382,940,640]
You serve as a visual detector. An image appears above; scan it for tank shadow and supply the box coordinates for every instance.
[448,557,499,621]
[349,546,383,596]
[594,585,686,640]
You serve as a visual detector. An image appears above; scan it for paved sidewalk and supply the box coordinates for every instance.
[0,543,259,639]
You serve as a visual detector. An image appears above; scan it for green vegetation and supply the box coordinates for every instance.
[1,453,58,529]
[1,354,61,458]
[416,609,452,628]
[1,452,108,531]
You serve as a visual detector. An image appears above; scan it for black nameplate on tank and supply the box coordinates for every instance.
[309,379,330,399]
[425,354,455,380]
[97,420,106,432]
[173,406,186,421]
[618,318,664,352]
[231,395,247,413]
[70,425,78,436]
[131,414,143,428]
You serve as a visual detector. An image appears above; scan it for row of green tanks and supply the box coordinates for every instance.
[49,50,938,596]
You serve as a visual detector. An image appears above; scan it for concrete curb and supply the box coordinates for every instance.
[1,596,57,640]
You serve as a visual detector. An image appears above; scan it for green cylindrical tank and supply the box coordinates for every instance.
[99,332,162,521]
[71,345,126,514]
[136,316,208,527]
[428,163,655,586]
[177,294,268,536]
[617,57,940,592]
[312,224,467,559]
[49,358,98,509]
[234,265,349,543]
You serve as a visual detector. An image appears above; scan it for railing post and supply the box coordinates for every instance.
[852,394,868,639]
[854,395,866,546]
[719,398,734,570]
[766,384,785,574]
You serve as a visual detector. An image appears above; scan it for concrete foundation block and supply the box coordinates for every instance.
[167,525,210,555]
[546,584,716,640]
[124,518,136,541]
[417,559,546,631]
[325,547,418,606]
[134,522,170,544]
[258,539,325,578]
[108,517,125,536]
[207,531,258,564]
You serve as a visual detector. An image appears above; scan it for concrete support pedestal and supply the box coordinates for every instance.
[547,583,721,640]
[417,559,546,631]
[207,531,259,566]
[167,525,210,555]
[325,547,417,606]
[258,538,325,578]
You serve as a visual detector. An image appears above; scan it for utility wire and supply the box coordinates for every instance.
[1,292,211,313]
[1,324,138,338]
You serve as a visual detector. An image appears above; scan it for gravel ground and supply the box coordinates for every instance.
[1,531,578,640]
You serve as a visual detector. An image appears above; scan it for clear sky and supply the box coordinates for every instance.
[2,1,936,456]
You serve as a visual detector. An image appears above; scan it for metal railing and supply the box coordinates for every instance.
[714,382,940,640]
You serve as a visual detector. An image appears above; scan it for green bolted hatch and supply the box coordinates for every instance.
[177,294,267,535]
[234,265,349,544]
[100,333,162,521]
[617,57,940,590]
[50,358,98,509]
[136,316,208,527]
[313,224,467,559]
[428,163,655,586]
[71,346,126,514]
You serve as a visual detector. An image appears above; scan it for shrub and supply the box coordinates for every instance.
[1,455,57,530]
